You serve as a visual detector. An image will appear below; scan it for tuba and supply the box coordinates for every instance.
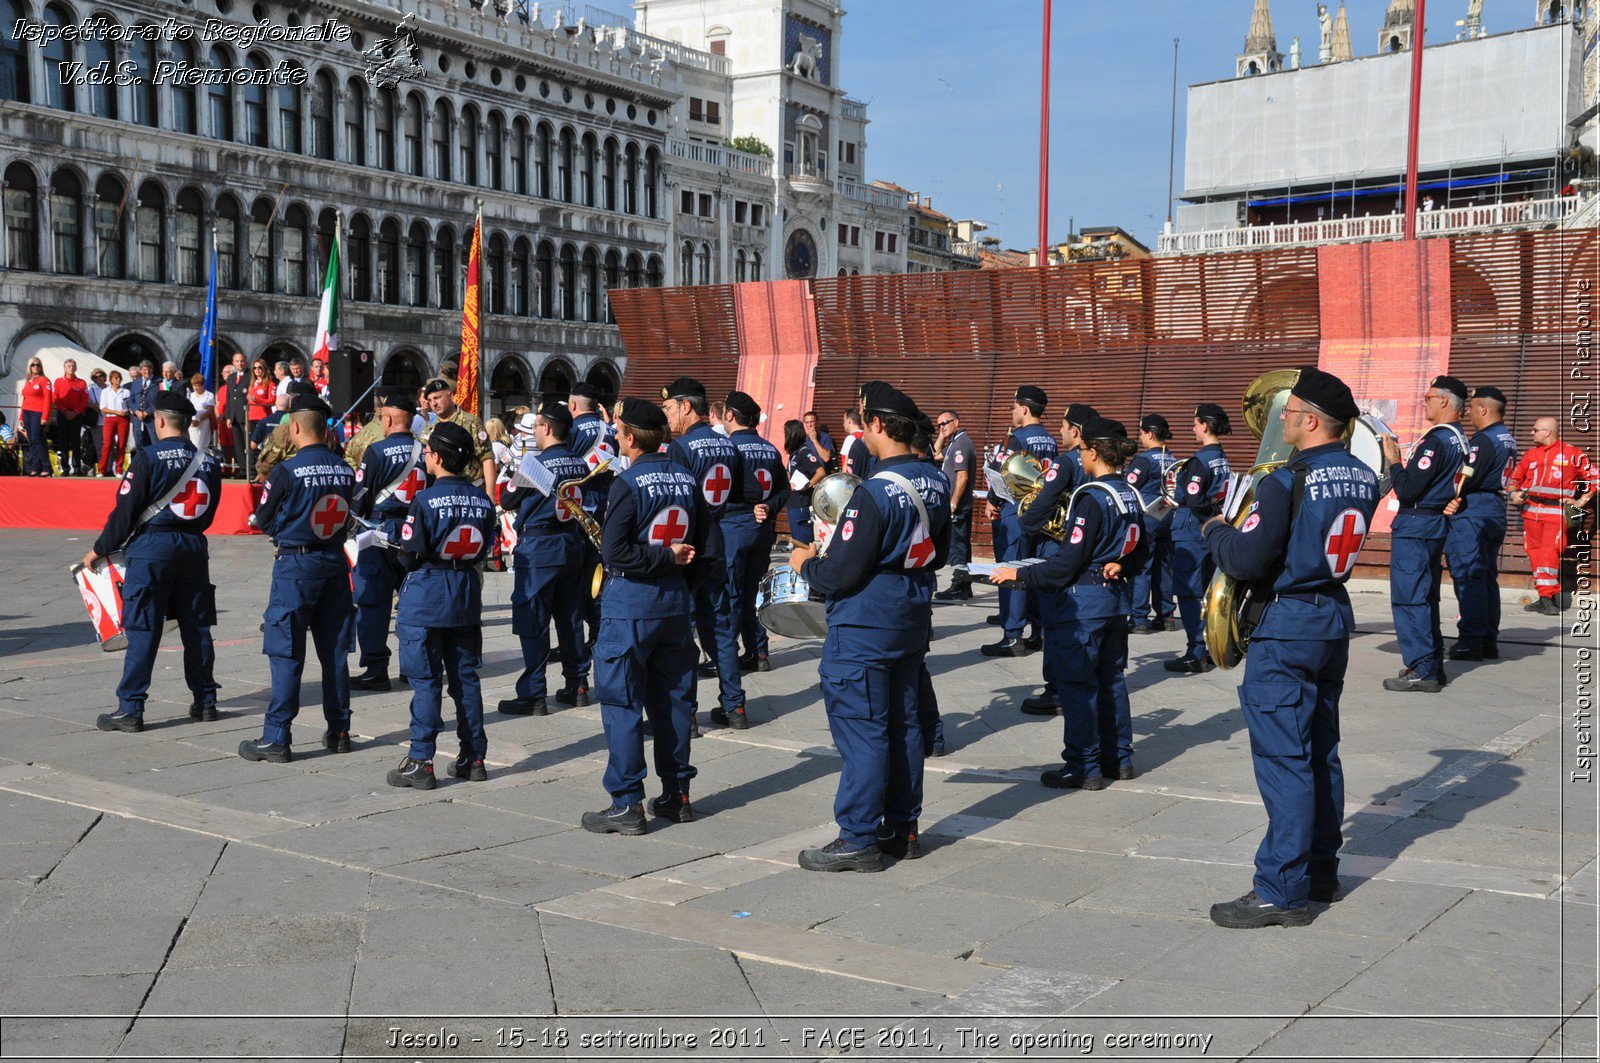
[1000,451,1047,506]
[1202,369,1301,669]
[557,459,611,598]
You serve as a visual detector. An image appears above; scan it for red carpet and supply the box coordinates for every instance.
[0,478,262,534]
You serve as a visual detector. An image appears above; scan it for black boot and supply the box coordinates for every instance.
[799,837,884,873]
[650,792,693,823]
[449,753,489,782]
[350,669,392,692]
[1041,767,1106,790]
[981,637,1025,657]
[582,802,647,835]
[498,695,548,716]
[322,729,351,753]
[555,682,591,707]
[1209,890,1311,929]
[386,756,436,790]
[188,699,218,722]
[1020,694,1059,716]
[737,651,770,673]
[97,711,144,734]
[238,738,290,763]
[876,822,923,861]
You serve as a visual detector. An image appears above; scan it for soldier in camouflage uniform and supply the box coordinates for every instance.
[342,389,396,470]
[420,377,496,486]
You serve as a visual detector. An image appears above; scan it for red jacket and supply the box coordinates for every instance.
[1510,441,1596,520]
[19,375,51,416]
[53,376,89,417]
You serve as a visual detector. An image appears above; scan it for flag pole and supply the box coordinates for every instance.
[475,197,485,416]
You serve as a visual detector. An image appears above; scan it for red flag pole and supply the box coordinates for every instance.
[1037,0,1052,266]
[1402,0,1427,240]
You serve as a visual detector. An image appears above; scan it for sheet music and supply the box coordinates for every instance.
[1220,472,1251,521]
[514,454,556,495]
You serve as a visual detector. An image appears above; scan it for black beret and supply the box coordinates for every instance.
[725,390,760,420]
[1291,367,1360,424]
[860,380,918,420]
[914,411,935,438]
[1065,403,1098,430]
[154,390,192,417]
[1140,413,1170,436]
[423,377,454,396]
[570,382,602,401]
[1081,415,1128,442]
[660,376,706,402]
[428,420,474,463]
[619,396,668,432]
[286,379,316,397]
[1014,385,1048,410]
[385,391,417,415]
[1430,375,1468,403]
[290,393,333,417]
[1472,385,1507,406]
[538,400,572,433]
[1195,403,1233,434]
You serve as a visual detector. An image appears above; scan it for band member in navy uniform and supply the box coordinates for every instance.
[1126,413,1180,634]
[994,416,1147,788]
[1382,375,1469,693]
[240,393,356,763]
[984,385,1057,657]
[722,391,789,673]
[789,382,950,872]
[784,418,827,545]
[837,408,868,477]
[912,412,949,757]
[498,402,591,717]
[1165,403,1233,674]
[1444,385,1517,662]
[568,382,614,663]
[583,398,721,835]
[87,390,223,732]
[1016,402,1095,716]
[387,422,500,788]
[350,389,423,691]
[1201,368,1378,928]
[662,378,750,729]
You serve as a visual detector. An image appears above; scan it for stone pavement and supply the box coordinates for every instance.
[0,528,1593,1062]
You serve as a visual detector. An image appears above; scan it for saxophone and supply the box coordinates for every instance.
[557,459,611,599]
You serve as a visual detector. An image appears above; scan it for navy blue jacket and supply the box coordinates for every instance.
[397,475,498,627]
[502,443,591,541]
[726,428,790,526]
[94,436,222,561]
[1460,421,1517,523]
[1391,421,1468,538]
[1021,475,1148,621]
[600,452,721,619]
[1172,443,1232,540]
[666,421,742,521]
[353,433,424,524]
[255,443,355,574]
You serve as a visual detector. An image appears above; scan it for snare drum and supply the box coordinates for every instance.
[756,567,828,640]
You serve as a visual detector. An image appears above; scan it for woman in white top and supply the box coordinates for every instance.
[98,369,132,475]
[187,372,216,450]
[485,417,514,488]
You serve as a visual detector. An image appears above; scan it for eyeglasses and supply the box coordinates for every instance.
[936,419,953,428]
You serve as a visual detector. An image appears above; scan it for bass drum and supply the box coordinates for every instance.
[756,568,828,641]
[1348,416,1393,497]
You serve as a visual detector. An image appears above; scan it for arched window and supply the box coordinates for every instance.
[279,65,304,153]
[207,46,235,140]
[375,88,397,170]
[84,29,116,118]
[536,240,554,318]
[581,247,599,321]
[644,147,660,218]
[212,195,240,288]
[511,237,531,315]
[137,182,164,282]
[171,40,197,133]
[579,132,597,207]
[41,5,73,111]
[749,251,761,282]
[311,70,335,159]
[460,105,479,186]
[404,91,424,175]
[679,240,693,282]
[623,142,639,214]
[558,126,575,203]
[646,255,663,288]
[130,34,157,126]
[49,170,83,275]
[176,188,203,285]
[315,207,336,282]
[344,78,366,165]
[432,98,452,180]
[247,197,274,291]
[348,214,371,300]
[0,0,28,103]
[435,225,456,310]
[243,53,269,147]
[534,122,552,198]
[625,251,642,289]
[486,111,505,191]
[601,138,618,211]
[602,249,620,323]
[95,174,126,279]
[282,204,308,295]
[697,242,712,285]
[377,217,400,303]
[487,232,507,314]
[735,248,747,282]
[559,244,576,320]
[406,220,428,307]
[510,117,529,195]
[3,163,36,270]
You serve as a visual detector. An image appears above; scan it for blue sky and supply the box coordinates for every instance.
[837,0,1536,249]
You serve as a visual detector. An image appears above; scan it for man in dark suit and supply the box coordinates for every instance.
[222,351,249,478]
[127,360,158,451]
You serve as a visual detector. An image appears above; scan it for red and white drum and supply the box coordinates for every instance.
[71,552,129,652]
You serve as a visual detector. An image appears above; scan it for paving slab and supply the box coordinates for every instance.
[0,971,155,1060]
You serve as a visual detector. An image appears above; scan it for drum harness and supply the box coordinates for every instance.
[873,470,932,567]
[124,446,208,551]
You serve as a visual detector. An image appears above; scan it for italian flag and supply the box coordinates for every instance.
[312,218,341,361]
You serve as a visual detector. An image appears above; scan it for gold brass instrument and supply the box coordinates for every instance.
[1001,451,1047,506]
[557,458,611,598]
[1202,370,1301,669]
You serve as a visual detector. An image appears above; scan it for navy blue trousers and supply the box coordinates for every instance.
[1390,533,1447,681]
[1447,513,1506,651]
[399,622,485,761]
[692,567,745,713]
[722,514,773,658]
[1043,612,1132,776]
[996,507,1034,639]
[116,555,217,717]
[788,507,815,545]
[511,545,587,700]
[1131,520,1175,625]
[594,616,698,805]
[819,623,926,847]
[352,542,404,671]
[1238,637,1347,909]
[1171,535,1213,660]
[262,569,352,747]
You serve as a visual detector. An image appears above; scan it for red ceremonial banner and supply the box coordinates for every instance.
[455,216,483,417]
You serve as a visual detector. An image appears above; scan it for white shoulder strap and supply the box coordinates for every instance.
[871,469,933,539]
[373,440,423,507]
[136,446,207,531]
[1071,480,1138,521]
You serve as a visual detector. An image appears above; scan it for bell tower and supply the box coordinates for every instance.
[1236,0,1284,77]
[1379,0,1416,53]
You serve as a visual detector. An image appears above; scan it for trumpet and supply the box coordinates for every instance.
[557,459,611,598]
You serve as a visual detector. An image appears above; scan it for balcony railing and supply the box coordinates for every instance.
[1157,195,1587,255]
[838,180,905,211]
[668,138,773,177]
[841,98,868,121]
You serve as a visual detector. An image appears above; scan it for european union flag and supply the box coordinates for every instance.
[198,238,219,387]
